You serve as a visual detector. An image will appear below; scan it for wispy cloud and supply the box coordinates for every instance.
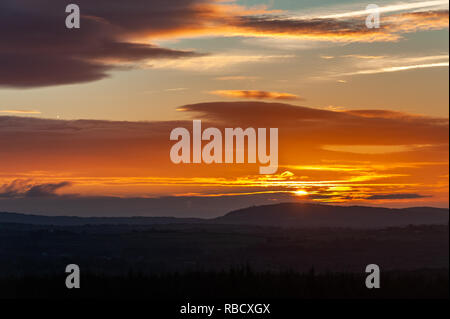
[164,88,188,92]
[321,144,428,154]
[345,62,449,75]
[319,0,449,19]
[0,109,41,114]
[148,54,294,71]
[341,55,386,59]
[215,76,260,81]
[324,54,449,78]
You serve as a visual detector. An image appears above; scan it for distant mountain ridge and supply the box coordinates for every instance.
[0,203,448,228]
[214,203,449,228]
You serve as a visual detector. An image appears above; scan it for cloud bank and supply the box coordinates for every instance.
[0,101,447,206]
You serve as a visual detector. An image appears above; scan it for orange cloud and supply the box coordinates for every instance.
[210,90,301,100]
[229,10,448,42]
[141,4,449,43]
[387,10,450,34]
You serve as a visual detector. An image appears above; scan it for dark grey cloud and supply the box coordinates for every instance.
[366,193,430,200]
[237,15,379,36]
[179,101,449,145]
[0,180,72,198]
[25,182,72,198]
[0,0,207,87]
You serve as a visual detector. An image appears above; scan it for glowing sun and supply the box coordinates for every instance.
[294,190,309,196]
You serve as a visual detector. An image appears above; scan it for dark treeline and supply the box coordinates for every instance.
[1,268,448,299]
[1,223,448,275]
[1,223,448,299]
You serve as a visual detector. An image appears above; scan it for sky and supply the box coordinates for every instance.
[0,0,448,216]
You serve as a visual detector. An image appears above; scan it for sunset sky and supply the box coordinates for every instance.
[0,0,448,216]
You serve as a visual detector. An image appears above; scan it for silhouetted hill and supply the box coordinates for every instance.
[213,203,449,228]
[0,212,201,226]
[0,203,448,228]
